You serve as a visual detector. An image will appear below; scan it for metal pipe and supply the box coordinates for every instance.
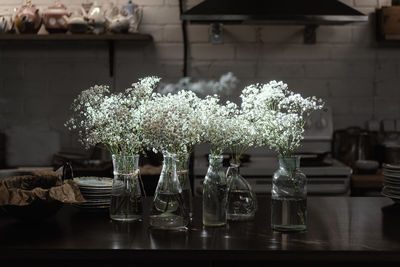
[179,0,188,77]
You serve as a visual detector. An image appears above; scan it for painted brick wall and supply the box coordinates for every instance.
[0,0,398,166]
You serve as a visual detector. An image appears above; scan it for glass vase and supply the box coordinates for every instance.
[176,153,193,220]
[149,152,189,230]
[226,162,257,221]
[110,154,143,222]
[203,154,227,227]
[271,156,307,232]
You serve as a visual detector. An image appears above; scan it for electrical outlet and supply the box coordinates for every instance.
[210,23,223,44]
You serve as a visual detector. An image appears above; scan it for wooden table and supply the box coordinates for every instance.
[1,196,400,266]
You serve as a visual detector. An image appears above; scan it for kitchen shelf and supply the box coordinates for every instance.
[0,33,153,76]
[0,33,152,41]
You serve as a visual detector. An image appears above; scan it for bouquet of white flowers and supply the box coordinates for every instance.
[65,76,161,155]
[240,80,324,156]
[138,90,203,160]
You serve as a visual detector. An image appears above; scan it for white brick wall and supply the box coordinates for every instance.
[0,0,399,166]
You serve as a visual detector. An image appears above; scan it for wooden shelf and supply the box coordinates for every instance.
[0,33,153,41]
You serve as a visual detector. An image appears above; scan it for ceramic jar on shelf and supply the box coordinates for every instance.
[65,7,88,34]
[121,0,142,33]
[86,1,106,35]
[14,0,42,34]
[43,1,70,34]
[0,8,15,34]
[105,1,142,34]
[105,3,130,33]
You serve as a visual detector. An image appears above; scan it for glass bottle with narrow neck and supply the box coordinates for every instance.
[271,155,307,232]
[149,152,189,230]
[176,152,193,220]
[110,154,143,221]
[203,154,227,227]
[226,161,257,221]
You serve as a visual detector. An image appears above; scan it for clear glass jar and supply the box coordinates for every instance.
[202,154,227,227]
[110,154,143,222]
[271,156,307,232]
[149,152,189,230]
[226,162,257,221]
[176,153,193,220]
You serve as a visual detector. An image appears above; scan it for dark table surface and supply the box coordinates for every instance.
[1,196,400,265]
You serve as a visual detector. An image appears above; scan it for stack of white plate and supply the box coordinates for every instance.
[382,163,400,204]
[73,177,113,210]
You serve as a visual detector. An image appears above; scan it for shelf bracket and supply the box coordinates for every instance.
[108,40,114,77]
[304,24,319,44]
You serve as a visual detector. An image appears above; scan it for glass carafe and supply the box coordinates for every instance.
[149,152,189,230]
[202,154,227,227]
[271,156,307,232]
[226,162,257,221]
[110,154,143,222]
[176,152,193,220]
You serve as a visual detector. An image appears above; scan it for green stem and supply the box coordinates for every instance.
[282,157,306,226]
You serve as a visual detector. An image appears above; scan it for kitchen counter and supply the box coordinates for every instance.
[351,169,384,196]
[0,196,400,266]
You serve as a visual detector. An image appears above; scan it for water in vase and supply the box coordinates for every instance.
[149,192,188,229]
[271,197,307,232]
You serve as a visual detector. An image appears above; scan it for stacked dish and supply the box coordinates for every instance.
[382,163,400,204]
[73,177,113,211]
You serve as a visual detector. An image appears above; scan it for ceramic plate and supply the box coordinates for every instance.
[81,193,111,198]
[79,188,112,194]
[383,186,400,195]
[383,163,400,171]
[82,197,111,202]
[383,182,400,189]
[382,190,400,204]
[383,172,400,179]
[383,170,400,176]
[383,175,400,182]
[74,177,113,188]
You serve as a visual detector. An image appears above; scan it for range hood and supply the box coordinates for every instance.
[181,0,368,25]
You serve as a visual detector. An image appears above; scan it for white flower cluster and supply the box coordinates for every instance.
[65,76,161,155]
[196,95,239,156]
[66,75,324,160]
[224,113,259,163]
[240,80,324,156]
[138,90,203,159]
[159,72,239,97]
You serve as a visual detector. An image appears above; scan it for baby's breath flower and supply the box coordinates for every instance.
[240,80,324,157]
[197,95,238,156]
[65,76,161,155]
[138,90,203,160]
